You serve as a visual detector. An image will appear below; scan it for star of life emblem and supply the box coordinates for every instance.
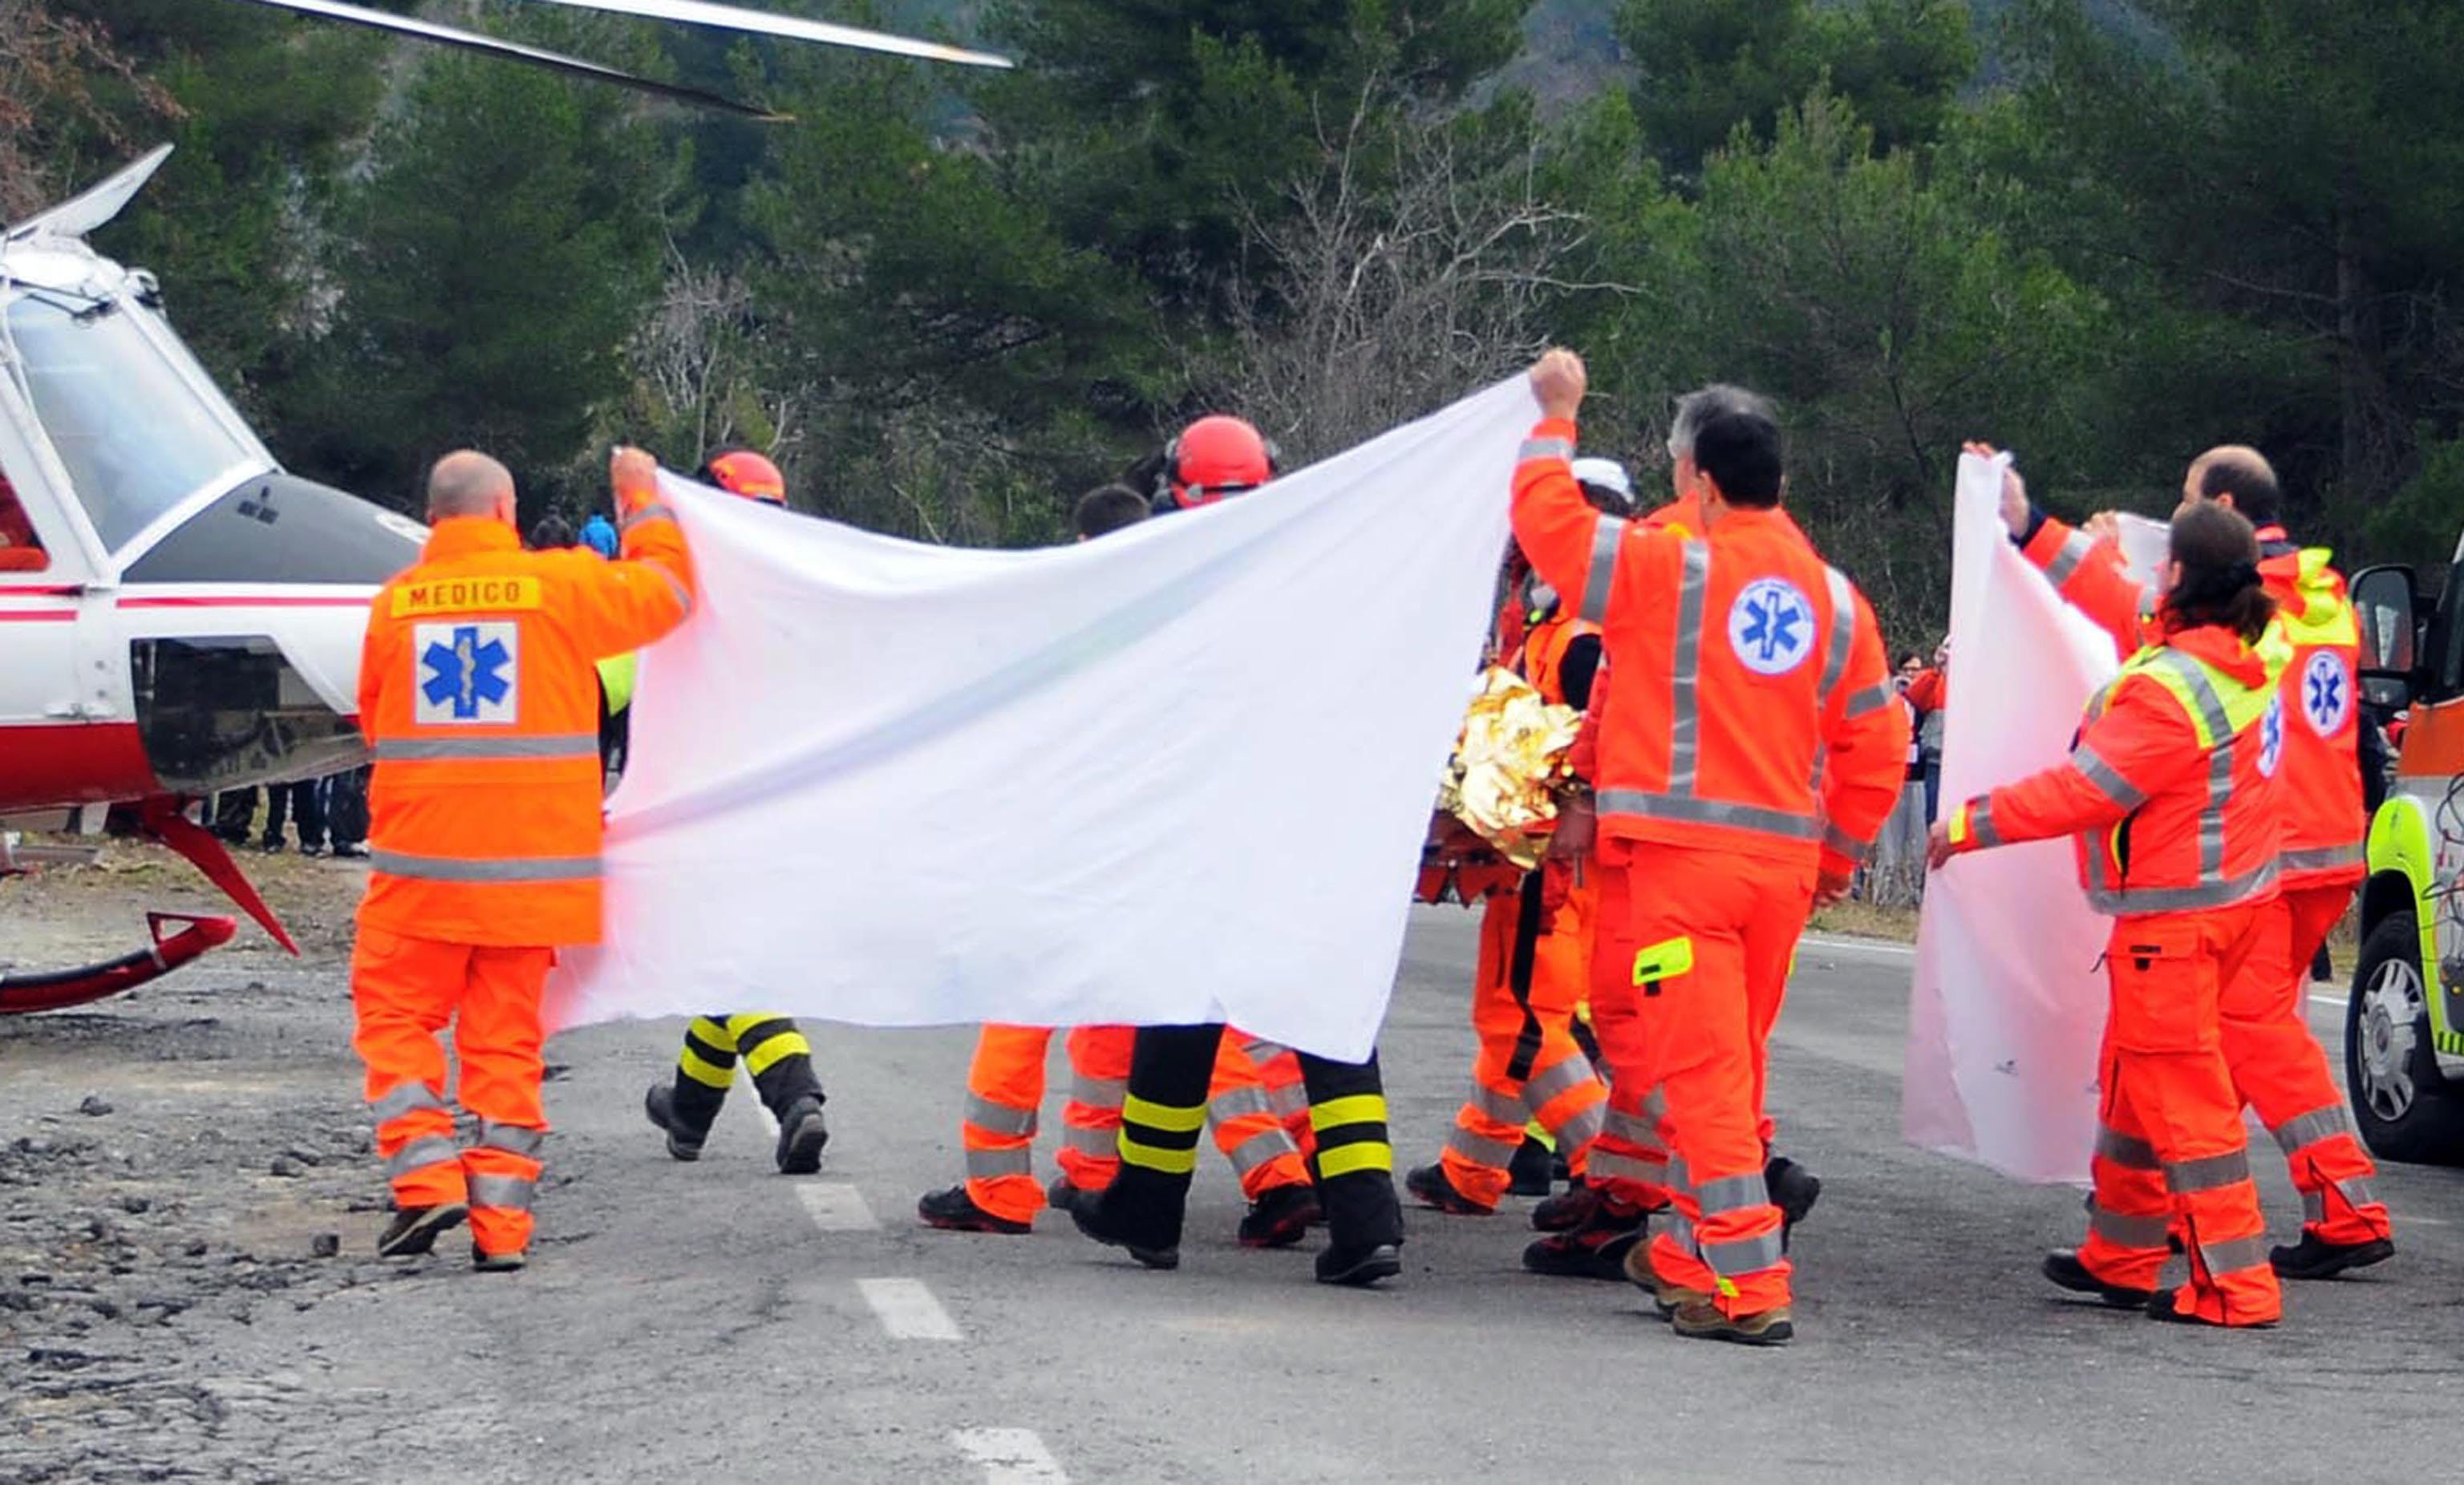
[1728,578,1816,677]
[2257,694,2285,779]
[2301,650,2350,738]
[413,621,519,725]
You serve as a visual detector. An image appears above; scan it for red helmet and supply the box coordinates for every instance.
[1166,415,1277,508]
[701,449,788,506]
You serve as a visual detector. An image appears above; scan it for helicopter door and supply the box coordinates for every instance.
[0,443,83,730]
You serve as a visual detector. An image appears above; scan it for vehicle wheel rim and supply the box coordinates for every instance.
[2358,958,2424,1123]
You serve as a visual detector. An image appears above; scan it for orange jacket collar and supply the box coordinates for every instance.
[422,516,521,562]
[2167,623,2270,689]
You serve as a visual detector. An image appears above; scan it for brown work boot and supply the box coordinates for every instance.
[1619,1238,1710,1318]
[1669,1298,1794,1347]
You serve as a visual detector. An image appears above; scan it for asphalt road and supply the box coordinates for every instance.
[6,900,2462,1484]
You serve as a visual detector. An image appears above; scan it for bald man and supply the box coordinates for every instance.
[351,447,695,1271]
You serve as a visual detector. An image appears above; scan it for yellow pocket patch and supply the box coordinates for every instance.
[1633,936,1695,986]
[392,575,543,618]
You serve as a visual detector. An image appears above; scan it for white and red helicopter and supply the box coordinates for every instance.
[1,0,1007,1011]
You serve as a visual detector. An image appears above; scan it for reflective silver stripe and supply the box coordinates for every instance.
[2087,1203,2171,1249]
[2272,1105,2352,1155]
[2094,1127,2160,1170]
[1445,1127,1522,1168]
[1597,790,1820,840]
[1242,1039,1284,1064]
[385,1135,460,1180]
[1665,1155,1688,1192]
[2044,529,2096,585]
[2135,585,2158,621]
[965,1095,1039,1139]
[2282,842,2365,873]
[370,1082,446,1125]
[1518,437,1574,462]
[1968,799,2004,848]
[1471,1084,1527,1124]
[1226,1128,1298,1175]
[1842,679,1897,720]
[1578,514,1628,625]
[1587,1149,1666,1184]
[476,1121,544,1158]
[621,504,678,531]
[2301,1190,2326,1223]
[1814,567,1855,714]
[1822,823,1870,864]
[1600,1106,1658,1143]
[1523,1054,1599,1110]
[1668,541,1711,790]
[1209,1087,1275,1123]
[1266,1084,1310,1118]
[2089,863,2278,915]
[467,1173,536,1210]
[2197,1233,2271,1276]
[650,565,695,619]
[2338,1176,2381,1210]
[2070,743,2147,810]
[1640,1087,1668,1120]
[372,734,599,763]
[1694,1173,1766,1216]
[369,850,602,884]
[965,1146,1034,1179]
[2202,731,2232,880]
[1554,1103,1605,1153]
[1701,1229,1786,1277]
[1060,1123,1114,1156]
[2139,646,2235,743]
[2165,1148,2253,1193]
[1066,1074,1125,1111]
[1668,1215,1698,1256]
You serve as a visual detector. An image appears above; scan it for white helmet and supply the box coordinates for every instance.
[1569,456,1635,516]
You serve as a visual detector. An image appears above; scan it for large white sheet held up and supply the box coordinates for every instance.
[545,378,1532,1060]
[1903,456,2152,1183]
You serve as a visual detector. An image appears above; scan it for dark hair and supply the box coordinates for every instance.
[2166,501,2275,642]
[1896,651,1923,670]
[2194,446,2280,525]
[1074,484,1151,540]
[1690,410,1784,507]
[527,514,574,551]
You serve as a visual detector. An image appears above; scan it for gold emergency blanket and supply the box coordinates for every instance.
[1437,666,1580,868]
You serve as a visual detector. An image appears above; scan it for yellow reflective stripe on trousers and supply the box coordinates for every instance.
[1309,1095,1388,1132]
[1117,1136,1198,1175]
[738,1022,810,1076]
[1121,1095,1206,1134]
[1318,1142,1393,1179]
[677,1045,736,1090]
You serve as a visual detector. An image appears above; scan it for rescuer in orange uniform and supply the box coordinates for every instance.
[1512,350,1907,1345]
[1405,458,1624,1218]
[355,447,695,1270]
[640,450,829,1175]
[1985,443,2393,1280]
[917,482,1318,1242]
[1933,499,2292,1328]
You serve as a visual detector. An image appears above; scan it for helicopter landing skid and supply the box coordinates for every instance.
[0,912,238,1015]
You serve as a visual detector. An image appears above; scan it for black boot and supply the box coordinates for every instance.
[643,1082,711,1161]
[1507,1137,1556,1198]
[1299,1048,1405,1285]
[2041,1249,2154,1309]
[1531,1176,1597,1233]
[2270,1231,2394,1280]
[1522,1197,1648,1280]
[1238,1182,1320,1248]
[773,1094,829,1175]
[1765,1155,1821,1248]
[1071,1168,1184,1269]
[377,1202,467,1258]
[918,1184,1031,1235]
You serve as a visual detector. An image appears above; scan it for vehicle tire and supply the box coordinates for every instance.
[2345,911,2464,1167]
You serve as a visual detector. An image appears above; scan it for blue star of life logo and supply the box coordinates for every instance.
[412,620,518,725]
[2259,694,2285,778]
[2301,650,2350,738]
[1728,577,1816,677]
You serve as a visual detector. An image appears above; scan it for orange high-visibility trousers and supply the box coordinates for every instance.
[1229,1034,1315,1156]
[2076,904,2284,1325]
[1440,881,1608,1208]
[1609,844,1807,1317]
[351,927,550,1258]
[2227,882,2388,1245]
[1583,858,1671,1208]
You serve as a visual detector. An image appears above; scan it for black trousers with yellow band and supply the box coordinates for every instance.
[667,1013,824,1135]
[1099,1023,1402,1251]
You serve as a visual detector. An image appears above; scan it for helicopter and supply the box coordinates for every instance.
[0,0,1010,1012]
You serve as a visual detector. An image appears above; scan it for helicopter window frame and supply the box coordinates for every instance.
[0,366,99,583]
[2,286,274,568]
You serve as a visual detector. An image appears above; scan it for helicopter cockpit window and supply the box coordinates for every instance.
[0,469,48,572]
[5,293,253,552]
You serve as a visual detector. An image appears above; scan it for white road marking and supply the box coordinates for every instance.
[951,1428,1069,1484]
[859,1277,962,1341]
[1801,933,1917,959]
[796,1183,879,1232]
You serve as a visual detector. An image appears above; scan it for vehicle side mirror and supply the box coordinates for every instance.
[2352,564,2420,710]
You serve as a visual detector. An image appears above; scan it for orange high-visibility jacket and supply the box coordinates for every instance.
[1523,609,1599,710]
[2020,515,2364,889]
[1946,622,2291,914]
[1567,496,1698,786]
[357,508,695,947]
[1513,419,1907,876]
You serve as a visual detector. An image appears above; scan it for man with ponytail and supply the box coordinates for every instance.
[1932,502,2292,1327]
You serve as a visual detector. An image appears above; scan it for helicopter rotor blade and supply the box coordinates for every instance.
[515,0,1013,70]
[6,144,176,243]
[229,0,794,119]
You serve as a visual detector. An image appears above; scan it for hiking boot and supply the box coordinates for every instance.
[1765,1155,1821,1248]
[772,1095,829,1175]
[1315,1240,1403,1287]
[2041,1249,2154,1309]
[1522,1200,1648,1280]
[2270,1232,2394,1281]
[917,1184,1031,1235]
[471,1244,527,1273]
[2148,1288,2277,1328]
[1531,1178,1598,1233]
[1670,1299,1793,1346]
[1405,1163,1494,1216]
[376,1202,466,1258]
[642,1082,706,1162]
[1238,1183,1320,1249]
[1069,1193,1178,1270]
[1508,1138,1555,1197]
[1620,1238,1709,1318]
